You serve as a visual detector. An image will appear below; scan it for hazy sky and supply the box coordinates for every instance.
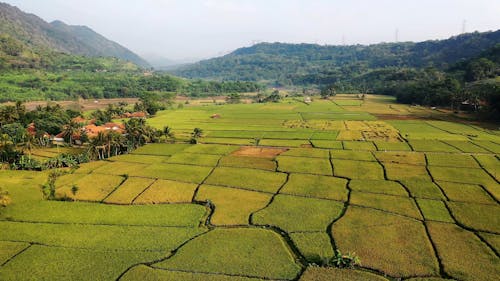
[4,0,500,61]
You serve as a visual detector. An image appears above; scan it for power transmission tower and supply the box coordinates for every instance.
[462,20,467,34]
[395,28,399,42]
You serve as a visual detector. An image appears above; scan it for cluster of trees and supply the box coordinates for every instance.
[369,46,499,119]
[172,31,500,87]
[0,70,265,102]
[0,98,177,170]
[0,33,264,102]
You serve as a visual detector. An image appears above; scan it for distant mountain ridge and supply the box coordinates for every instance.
[0,2,149,67]
[172,30,500,85]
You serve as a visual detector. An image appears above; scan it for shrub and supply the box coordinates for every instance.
[0,187,11,207]
[325,250,361,268]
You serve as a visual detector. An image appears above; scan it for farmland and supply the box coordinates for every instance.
[0,95,499,280]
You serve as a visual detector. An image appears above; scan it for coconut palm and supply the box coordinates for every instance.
[61,120,82,146]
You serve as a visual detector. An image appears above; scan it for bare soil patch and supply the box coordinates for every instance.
[231,146,288,158]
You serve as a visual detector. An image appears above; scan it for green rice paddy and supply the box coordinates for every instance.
[1,95,499,280]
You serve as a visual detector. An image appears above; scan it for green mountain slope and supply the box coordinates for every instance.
[172,31,500,86]
[0,2,149,67]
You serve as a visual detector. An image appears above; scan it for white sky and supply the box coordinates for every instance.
[4,0,500,60]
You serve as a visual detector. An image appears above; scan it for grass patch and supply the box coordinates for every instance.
[280,173,348,201]
[277,156,332,175]
[426,153,480,168]
[350,191,422,219]
[427,222,500,280]
[299,267,389,281]
[110,154,170,164]
[400,179,446,199]
[54,173,86,188]
[416,199,454,223]
[183,144,239,155]
[0,246,165,281]
[474,154,500,181]
[384,163,430,180]
[472,140,500,153]
[206,130,263,138]
[310,131,339,140]
[153,228,302,280]
[442,141,490,153]
[260,139,309,147]
[205,167,287,193]
[337,130,364,141]
[56,174,124,201]
[479,233,500,253]
[253,194,344,232]
[0,201,206,227]
[374,151,425,165]
[342,141,377,151]
[122,265,267,281]
[408,140,460,152]
[202,137,254,145]
[92,161,149,176]
[73,161,108,174]
[374,141,411,151]
[349,179,408,196]
[333,206,439,277]
[311,140,343,149]
[448,202,500,233]
[130,163,212,183]
[133,179,198,204]
[263,131,312,140]
[429,166,492,185]
[132,143,192,156]
[281,148,329,158]
[333,159,384,180]
[290,232,334,263]
[330,150,376,161]
[438,181,496,204]
[219,156,276,171]
[0,241,29,265]
[195,185,272,225]
[103,177,155,204]
[334,100,363,106]
[166,152,220,166]
[0,221,204,251]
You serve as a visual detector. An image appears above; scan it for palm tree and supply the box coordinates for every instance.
[105,131,125,158]
[88,132,107,160]
[190,128,203,144]
[124,118,147,150]
[163,126,175,143]
[192,128,203,139]
[61,120,82,146]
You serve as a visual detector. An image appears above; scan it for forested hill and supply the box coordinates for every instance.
[0,2,149,67]
[172,30,500,86]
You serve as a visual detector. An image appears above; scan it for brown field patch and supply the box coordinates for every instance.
[231,146,287,158]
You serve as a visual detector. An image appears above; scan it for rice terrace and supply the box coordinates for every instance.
[1,95,499,280]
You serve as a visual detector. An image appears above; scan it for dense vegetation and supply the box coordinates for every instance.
[173,31,500,118]
[0,3,264,102]
[173,31,499,85]
[0,2,149,67]
[0,35,263,101]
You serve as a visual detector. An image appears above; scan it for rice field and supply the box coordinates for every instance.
[1,95,499,280]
